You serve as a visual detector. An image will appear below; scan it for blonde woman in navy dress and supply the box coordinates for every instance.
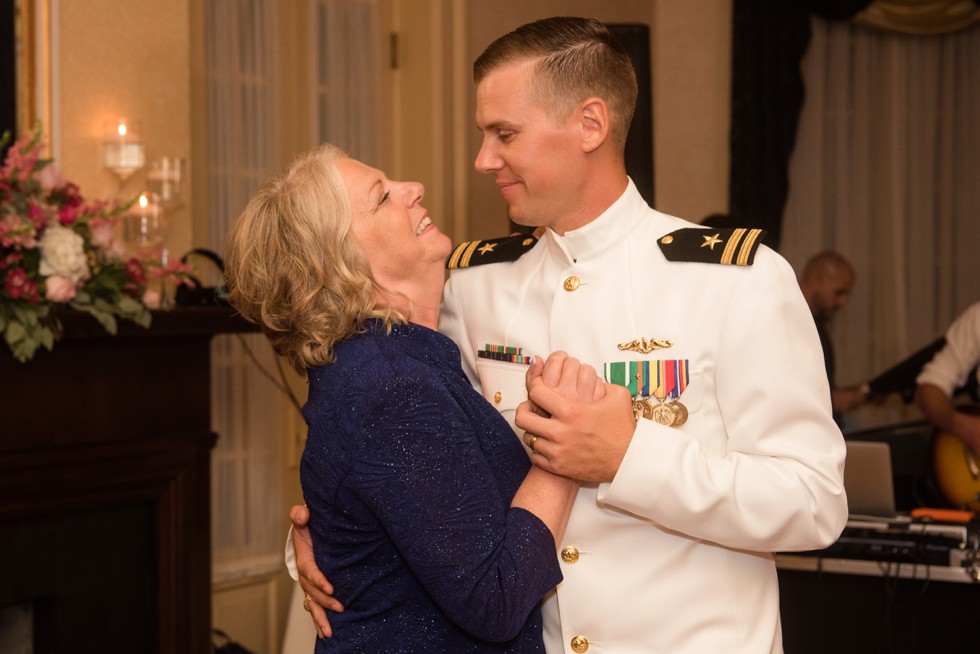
[224,144,596,653]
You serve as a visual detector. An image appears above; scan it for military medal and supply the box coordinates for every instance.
[605,358,690,427]
[648,362,676,426]
[668,400,688,426]
[632,399,653,421]
[651,401,675,426]
[658,359,690,427]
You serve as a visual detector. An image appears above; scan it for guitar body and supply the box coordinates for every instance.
[932,427,980,512]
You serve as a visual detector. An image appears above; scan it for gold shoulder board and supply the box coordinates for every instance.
[446,234,539,270]
[657,227,767,266]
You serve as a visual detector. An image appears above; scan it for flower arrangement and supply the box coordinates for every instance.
[0,125,192,362]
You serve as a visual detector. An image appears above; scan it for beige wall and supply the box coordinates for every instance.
[44,0,733,269]
[652,1,731,222]
[54,0,195,258]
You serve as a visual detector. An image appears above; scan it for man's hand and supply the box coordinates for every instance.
[916,384,980,456]
[290,504,344,638]
[517,352,635,482]
[951,410,980,456]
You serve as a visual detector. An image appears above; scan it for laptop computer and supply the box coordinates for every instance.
[843,440,901,520]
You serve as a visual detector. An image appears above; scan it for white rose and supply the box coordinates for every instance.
[39,225,91,285]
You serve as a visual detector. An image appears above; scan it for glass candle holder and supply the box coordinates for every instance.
[147,156,186,206]
[103,118,146,181]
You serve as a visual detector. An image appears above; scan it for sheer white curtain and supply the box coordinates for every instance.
[206,0,287,581]
[205,0,384,585]
[781,17,980,428]
[313,0,383,166]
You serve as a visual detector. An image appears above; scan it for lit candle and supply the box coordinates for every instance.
[124,191,164,258]
[103,118,146,180]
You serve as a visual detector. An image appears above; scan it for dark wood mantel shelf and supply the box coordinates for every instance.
[0,306,255,653]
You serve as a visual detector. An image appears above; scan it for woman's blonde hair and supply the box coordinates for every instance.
[224,144,405,371]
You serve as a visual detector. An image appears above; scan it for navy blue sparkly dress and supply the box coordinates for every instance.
[300,320,562,653]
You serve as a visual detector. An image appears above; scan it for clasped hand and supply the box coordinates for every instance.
[290,351,637,638]
[516,351,636,483]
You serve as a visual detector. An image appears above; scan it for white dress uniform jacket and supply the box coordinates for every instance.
[440,181,848,654]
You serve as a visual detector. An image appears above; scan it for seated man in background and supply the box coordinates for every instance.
[915,301,980,454]
[799,250,871,426]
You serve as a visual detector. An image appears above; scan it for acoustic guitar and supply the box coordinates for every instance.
[932,407,980,512]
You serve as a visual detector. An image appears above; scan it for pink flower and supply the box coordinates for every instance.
[142,287,161,309]
[2,251,24,269]
[3,268,37,302]
[0,133,42,181]
[125,258,147,285]
[147,257,195,285]
[27,202,47,229]
[44,274,77,302]
[88,217,116,252]
[37,164,66,192]
[0,213,38,249]
[57,206,78,226]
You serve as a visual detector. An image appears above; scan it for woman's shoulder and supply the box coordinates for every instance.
[316,325,450,391]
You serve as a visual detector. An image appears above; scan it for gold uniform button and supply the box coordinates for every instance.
[570,635,589,652]
[660,235,674,244]
[563,276,581,291]
[560,546,579,563]
[493,391,502,404]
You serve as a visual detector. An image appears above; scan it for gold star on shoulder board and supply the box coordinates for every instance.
[701,233,723,250]
[477,242,497,255]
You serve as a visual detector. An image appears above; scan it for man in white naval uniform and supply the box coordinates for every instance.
[440,17,847,654]
[290,16,847,653]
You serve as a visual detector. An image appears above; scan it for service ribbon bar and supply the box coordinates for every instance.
[604,361,628,393]
[672,359,690,398]
[633,361,651,397]
[478,343,533,365]
[605,361,650,396]
[606,360,690,399]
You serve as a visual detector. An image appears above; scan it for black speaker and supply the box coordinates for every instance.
[607,23,654,207]
[174,248,230,307]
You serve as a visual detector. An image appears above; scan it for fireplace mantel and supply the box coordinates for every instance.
[0,306,254,653]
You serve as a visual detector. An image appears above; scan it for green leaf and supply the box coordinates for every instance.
[40,326,55,350]
[131,307,152,329]
[70,302,118,334]
[10,330,39,362]
[5,320,26,344]
[117,295,143,314]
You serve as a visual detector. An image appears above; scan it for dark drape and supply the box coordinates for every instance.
[728,0,874,249]
[1,0,16,156]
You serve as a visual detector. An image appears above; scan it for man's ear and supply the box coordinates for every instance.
[579,98,610,153]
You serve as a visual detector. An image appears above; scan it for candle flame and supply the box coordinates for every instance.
[139,193,149,208]
[117,122,128,137]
